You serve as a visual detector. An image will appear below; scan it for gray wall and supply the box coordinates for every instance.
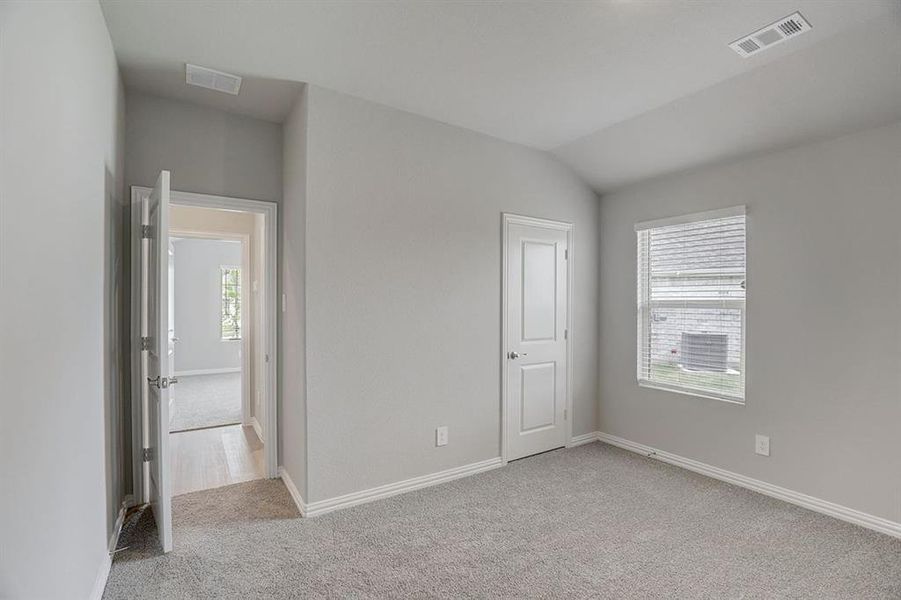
[0,1,126,597]
[598,121,901,523]
[280,86,309,497]
[125,91,283,201]
[301,86,599,502]
[173,239,243,373]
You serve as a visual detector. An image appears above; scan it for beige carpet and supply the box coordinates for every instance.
[169,373,242,432]
[104,443,901,599]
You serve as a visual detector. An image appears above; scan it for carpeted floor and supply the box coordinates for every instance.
[169,373,242,432]
[104,443,901,599]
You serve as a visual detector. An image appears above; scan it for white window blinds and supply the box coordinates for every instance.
[636,206,746,403]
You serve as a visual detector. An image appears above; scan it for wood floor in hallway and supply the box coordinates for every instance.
[170,424,265,496]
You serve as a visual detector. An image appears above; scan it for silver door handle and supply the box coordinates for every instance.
[148,376,178,389]
[508,351,528,359]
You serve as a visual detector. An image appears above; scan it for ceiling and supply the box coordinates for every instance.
[101,1,901,192]
[101,1,898,146]
[553,15,901,191]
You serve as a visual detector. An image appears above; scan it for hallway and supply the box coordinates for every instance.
[170,425,264,496]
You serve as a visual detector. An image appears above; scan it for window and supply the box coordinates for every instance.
[636,206,746,403]
[220,266,242,340]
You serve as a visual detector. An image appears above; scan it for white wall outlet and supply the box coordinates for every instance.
[436,426,448,447]
[755,434,770,456]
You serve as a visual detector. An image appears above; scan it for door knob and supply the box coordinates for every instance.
[508,351,528,359]
[147,376,178,389]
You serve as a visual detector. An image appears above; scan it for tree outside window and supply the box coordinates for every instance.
[220,266,241,340]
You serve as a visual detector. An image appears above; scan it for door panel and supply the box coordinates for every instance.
[522,241,557,341]
[143,170,173,552]
[506,220,569,461]
[520,362,556,432]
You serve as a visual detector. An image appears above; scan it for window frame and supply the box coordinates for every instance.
[219,264,242,342]
[635,206,747,404]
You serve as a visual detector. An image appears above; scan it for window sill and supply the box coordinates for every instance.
[638,380,744,405]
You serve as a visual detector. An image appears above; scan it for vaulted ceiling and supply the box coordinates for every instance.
[101,0,901,192]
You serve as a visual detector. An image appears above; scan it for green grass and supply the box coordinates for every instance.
[649,362,743,398]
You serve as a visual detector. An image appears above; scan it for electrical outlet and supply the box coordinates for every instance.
[436,426,448,447]
[755,434,770,457]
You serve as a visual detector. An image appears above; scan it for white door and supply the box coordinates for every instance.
[505,217,570,461]
[167,241,176,413]
[142,171,173,552]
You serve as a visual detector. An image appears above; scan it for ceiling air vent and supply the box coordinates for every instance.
[185,64,242,95]
[729,12,812,58]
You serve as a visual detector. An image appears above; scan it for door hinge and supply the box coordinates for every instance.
[142,447,153,462]
[141,224,153,239]
[564,329,568,340]
[564,408,568,420]
[564,249,568,260]
[140,336,151,351]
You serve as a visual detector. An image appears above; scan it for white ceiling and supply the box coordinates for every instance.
[553,16,901,191]
[101,0,898,151]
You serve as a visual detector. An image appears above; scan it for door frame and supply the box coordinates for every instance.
[500,213,574,463]
[131,187,279,504]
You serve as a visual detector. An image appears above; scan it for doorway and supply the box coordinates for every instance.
[167,231,261,496]
[130,177,278,552]
[502,214,573,462]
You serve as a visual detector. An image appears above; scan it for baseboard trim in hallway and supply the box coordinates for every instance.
[596,431,901,539]
[281,456,505,518]
[90,500,128,600]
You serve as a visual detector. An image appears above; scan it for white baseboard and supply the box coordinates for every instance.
[173,367,240,377]
[567,431,600,448]
[89,552,112,600]
[90,501,128,600]
[279,466,307,516]
[596,432,901,540]
[282,457,504,518]
[251,417,264,443]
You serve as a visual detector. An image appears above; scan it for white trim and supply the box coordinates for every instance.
[89,553,112,600]
[597,432,901,539]
[131,186,280,487]
[129,188,146,505]
[279,467,307,517]
[566,431,600,448]
[638,380,745,405]
[251,416,264,443]
[90,501,128,600]
[173,367,241,377]
[501,213,574,463]
[290,457,504,518]
[635,204,746,231]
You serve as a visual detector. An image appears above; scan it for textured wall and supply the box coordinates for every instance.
[280,87,309,498]
[0,2,126,597]
[301,86,599,502]
[173,239,243,372]
[597,121,901,522]
[125,91,282,202]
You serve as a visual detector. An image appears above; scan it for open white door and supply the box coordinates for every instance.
[142,171,173,552]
